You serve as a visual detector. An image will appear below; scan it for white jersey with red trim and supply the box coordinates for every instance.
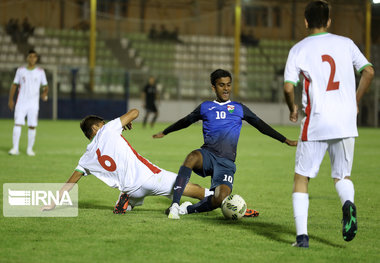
[284,33,371,141]
[75,118,162,193]
[13,66,48,109]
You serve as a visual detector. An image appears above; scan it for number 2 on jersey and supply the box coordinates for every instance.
[322,54,340,91]
[96,149,117,172]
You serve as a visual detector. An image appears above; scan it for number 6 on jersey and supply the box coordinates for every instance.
[96,149,117,172]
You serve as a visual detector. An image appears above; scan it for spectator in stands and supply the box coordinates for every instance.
[5,18,15,34]
[21,18,34,42]
[148,24,158,40]
[169,27,182,43]
[241,29,259,47]
[142,76,159,128]
[6,18,20,43]
[159,24,170,40]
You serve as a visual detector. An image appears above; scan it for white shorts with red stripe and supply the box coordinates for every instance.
[295,137,355,179]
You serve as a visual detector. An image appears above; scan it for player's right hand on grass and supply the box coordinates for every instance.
[41,203,56,211]
[152,131,165,139]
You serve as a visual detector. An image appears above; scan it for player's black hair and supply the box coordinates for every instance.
[80,115,105,139]
[210,69,232,86]
[28,49,37,55]
[304,0,330,29]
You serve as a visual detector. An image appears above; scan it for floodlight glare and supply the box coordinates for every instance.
[373,0,380,4]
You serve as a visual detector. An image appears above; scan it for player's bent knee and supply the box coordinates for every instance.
[183,150,202,167]
[213,185,231,207]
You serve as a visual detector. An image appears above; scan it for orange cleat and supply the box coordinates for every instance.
[244,208,259,217]
[113,193,130,214]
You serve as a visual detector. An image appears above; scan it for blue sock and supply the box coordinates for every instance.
[172,166,192,205]
[187,195,215,214]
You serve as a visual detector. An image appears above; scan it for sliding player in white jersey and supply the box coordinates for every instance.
[42,109,213,214]
[283,0,374,248]
[8,50,49,156]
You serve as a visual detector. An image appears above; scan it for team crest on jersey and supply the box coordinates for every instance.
[227,105,235,113]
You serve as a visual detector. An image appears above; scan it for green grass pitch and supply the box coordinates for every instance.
[0,119,379,262]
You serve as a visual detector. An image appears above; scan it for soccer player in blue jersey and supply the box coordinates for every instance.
[153,69,297,219]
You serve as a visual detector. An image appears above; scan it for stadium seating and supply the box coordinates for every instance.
[1,24,297,101]
[126,32,295,101]
[28,27,124,94]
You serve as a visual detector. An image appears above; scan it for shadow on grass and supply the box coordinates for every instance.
[201,216,345,248]
[79,201,112,211]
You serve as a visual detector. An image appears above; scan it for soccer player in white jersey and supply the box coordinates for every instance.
[42,109,213,214]
[8,50,49,156]
[283,0,374,248]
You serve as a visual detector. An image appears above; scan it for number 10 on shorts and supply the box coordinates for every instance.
[223,174,233,183]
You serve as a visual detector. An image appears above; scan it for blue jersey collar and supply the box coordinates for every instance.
[213,100,231,106]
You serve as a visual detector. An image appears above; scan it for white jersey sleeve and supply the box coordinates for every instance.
[40,69,48,86]
[13,68,22,85]
[284,47,300,86]
[75,164,87,175]
[349,40,372,72]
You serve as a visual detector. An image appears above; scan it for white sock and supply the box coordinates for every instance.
[12,126,22,151]
[28,128,36,151]
[335,179,355,205]
[292,192,309,236]
[204,188,214,197]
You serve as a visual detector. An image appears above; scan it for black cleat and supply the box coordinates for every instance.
[292,234,309,248]
[342,200,357,242]
[113,193,130,214]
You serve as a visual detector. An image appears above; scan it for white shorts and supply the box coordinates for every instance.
[14,103,39,127]
[295,138,355,179]
[125,170,177,207]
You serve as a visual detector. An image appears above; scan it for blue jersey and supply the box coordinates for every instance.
[199,101,244,161]
[163,100,286,161]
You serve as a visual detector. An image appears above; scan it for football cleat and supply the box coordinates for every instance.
[244,208,259,217]
[168,203,180,219]
[342,200,357,242]
[292,234,309,248]
[113,193,130,214]
[8,148,19,155]
[26,149,36,156]
[179,201,192,215]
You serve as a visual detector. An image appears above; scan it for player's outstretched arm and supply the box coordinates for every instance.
[8,84,18,111]
[153,105,201,139]
[120,109,139,131]
[283,82,298,122]
[356,65,375,113]
[242,104,297,146]
[41,170,83,211]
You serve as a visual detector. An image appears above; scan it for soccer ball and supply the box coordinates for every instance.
[221,194,247,220]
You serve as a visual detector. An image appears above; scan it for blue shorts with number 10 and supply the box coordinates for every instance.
[194,148,236,191]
